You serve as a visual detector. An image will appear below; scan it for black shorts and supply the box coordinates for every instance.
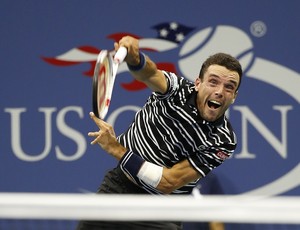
[76,167,182,230]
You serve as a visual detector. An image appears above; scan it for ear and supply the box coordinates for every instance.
[231,91,238,104]
[194,77,201,91]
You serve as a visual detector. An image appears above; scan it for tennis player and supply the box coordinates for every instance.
[76,36,242,230]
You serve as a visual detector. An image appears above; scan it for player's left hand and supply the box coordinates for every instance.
[88,112,127,159]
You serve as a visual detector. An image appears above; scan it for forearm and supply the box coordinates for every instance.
[107,141,127,161]
[130,54,158,81]
[128,52,167,93]
[157,160,201,194]
[119,150,201,194]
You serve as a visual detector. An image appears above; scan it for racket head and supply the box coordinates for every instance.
[92,50,113,119]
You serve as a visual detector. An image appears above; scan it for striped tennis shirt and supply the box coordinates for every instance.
[118,71,237,194]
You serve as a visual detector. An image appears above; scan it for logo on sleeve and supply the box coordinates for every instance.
[216,151,230,160]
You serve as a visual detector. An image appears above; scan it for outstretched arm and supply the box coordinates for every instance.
[115,36,168,94]
[88,112,201,194]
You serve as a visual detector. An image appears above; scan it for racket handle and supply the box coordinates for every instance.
[114,46,127,64]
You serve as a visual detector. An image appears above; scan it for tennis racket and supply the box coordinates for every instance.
[92,47,127,119]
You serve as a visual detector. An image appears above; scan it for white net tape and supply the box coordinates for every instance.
[0,193,300,224]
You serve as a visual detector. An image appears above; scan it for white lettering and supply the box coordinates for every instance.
[4,104,292,162]
[233,105,292,159]
[55,106,86,161]
[4,107,56,161]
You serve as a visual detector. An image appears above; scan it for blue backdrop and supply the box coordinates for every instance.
[1,0,300,229]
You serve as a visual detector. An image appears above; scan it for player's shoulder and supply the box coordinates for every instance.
[163,71,194,90]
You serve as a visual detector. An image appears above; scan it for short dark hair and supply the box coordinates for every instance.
[199,53,243,90]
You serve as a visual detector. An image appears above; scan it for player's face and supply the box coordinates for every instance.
[195,64,239,122]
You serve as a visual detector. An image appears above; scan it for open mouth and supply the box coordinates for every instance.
[208,100,221,109]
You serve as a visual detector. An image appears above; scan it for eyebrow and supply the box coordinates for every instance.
[228,79,238,87]
[209,74,238,87]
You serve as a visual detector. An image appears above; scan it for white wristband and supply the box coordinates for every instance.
[137,162,163,188]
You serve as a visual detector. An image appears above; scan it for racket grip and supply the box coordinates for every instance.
[114,46,127,64]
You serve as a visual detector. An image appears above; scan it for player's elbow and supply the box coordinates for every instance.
[158,176,186,194]
[159,185,175,194]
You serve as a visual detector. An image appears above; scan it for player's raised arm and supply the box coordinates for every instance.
[115,36,168,94]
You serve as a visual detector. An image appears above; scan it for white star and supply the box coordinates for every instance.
[160,28,168,37]
[176,33,185,42]
[169,22,178,31]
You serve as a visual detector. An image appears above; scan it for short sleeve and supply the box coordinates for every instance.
[153,71,180,99]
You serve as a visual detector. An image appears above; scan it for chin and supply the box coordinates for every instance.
[202,115,216,122]
[202,111,221,122]
[205,117,217,122]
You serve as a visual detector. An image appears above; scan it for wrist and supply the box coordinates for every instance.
[127,52,146,72]
[119,150,145,178]
[112,145,128,160]
[103,141,127,160]
[119,150,163,188]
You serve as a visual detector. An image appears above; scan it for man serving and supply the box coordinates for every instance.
[77,35,242,230]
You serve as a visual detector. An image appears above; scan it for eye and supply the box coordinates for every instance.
[225,84,235,92]
[209,79,218,86]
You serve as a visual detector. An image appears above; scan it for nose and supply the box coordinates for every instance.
[215,85,224,98]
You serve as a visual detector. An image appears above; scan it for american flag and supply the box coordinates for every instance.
[152,22,195,43]
[43,22,195,91]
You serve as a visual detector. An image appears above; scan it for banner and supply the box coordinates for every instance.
[1,1,299,228]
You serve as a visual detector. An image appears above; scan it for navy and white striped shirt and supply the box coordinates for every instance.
[118,71,237,194]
